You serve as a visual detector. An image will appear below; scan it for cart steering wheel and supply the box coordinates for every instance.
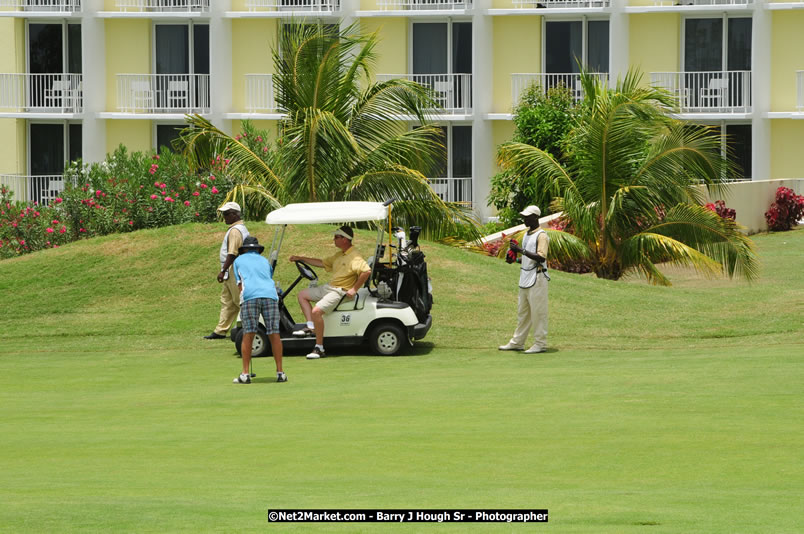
[295,260,318,281]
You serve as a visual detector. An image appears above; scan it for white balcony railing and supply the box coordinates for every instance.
[377,0,471,10]
[0,174,73,206]
[0,0,81,11]
[376,73,472,114]
[429,177,472,206]
[245,0,340,11]
[651,71,752,113]
[115,0,209,12]
[116,74,210,113]
[245,74,276,113]
[652,0,752,5]
[513,0,608,7]
[798,71,804,111]
[0,73,83,113]
[511,72,608,107]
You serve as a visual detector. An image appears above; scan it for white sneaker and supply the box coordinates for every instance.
[498,342,524,351]
[306,347,325,359]
[276,372,287,383]
[292,327,315,337]
[233,373,251,384]
[524,345,546,354]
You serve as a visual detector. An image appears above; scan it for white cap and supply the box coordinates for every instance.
[217,201,241,213]
[519,205,541,217]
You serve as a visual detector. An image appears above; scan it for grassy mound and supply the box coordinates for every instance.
[1,224,801,533]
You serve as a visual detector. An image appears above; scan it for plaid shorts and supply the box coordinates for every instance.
[240,298,280,334]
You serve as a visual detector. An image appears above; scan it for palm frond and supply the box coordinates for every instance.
[629,203,759,282]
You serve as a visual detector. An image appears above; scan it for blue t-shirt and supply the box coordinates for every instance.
[233,252,279,302]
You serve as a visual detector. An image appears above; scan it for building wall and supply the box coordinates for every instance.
[769,12,804,112]
[106,120,152,155]
[360,18,407,77]
[104,19,151,113]
[628,13,680,77]
[231,19,275,113]
[770,120,804,179]
[492,16,541,115]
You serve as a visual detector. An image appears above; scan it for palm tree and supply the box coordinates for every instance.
[180,21,477,238]
[497,69,758,285]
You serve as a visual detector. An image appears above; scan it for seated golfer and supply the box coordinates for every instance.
[232,236,286,384]
[288,226,371,359]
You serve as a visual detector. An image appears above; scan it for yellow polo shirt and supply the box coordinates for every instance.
[322,246,371,290]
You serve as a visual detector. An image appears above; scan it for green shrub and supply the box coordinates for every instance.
[488,85,576,227]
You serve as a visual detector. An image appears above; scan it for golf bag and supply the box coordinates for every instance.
[396,249,432,323]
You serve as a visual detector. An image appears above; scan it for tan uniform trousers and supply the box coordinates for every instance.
[509,274,548,350]
[214,267,240,336]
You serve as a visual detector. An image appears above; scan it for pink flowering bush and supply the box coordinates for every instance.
[765,186,804,231]
[0,188,72,258]
[1,145,234,258]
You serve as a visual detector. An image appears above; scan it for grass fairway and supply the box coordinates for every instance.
[1,224,802,533]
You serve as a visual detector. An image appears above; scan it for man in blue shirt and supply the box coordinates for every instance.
[232,236,286,384]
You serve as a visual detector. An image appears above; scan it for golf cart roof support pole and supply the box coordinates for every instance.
[367,225,384,295]
[387,203,393,264]
[269,225,286,272]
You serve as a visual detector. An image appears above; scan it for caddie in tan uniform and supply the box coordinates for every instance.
[204,201,249,340]
[499,205,550,354]
[289,225,371,359]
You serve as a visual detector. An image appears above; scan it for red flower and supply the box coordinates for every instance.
[184,201,191,206]
[46,227,54,233]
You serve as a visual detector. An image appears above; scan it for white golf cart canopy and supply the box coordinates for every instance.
[265,201,388,225]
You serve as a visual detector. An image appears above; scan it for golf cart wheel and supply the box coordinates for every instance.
[369,322,406,356]
[234,329,271,358]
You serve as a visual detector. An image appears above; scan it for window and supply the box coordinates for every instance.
[154,23,209,109]
[27,122,81,205]
[545,20,609,74]
[684,17,751,72]
[431,125,472,205]
[726,124,751,179]
[412,22,472,75]
[156,124,184,153]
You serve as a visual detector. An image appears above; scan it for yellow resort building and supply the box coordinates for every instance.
[1,0,803,222]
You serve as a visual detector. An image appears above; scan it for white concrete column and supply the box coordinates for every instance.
[472,0,494,221]
[608,0,629,86]
[751,5,772,181]
[209,0,232,135]
[81,0,106,163]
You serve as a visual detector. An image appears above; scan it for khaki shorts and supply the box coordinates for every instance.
[308,284,351,314]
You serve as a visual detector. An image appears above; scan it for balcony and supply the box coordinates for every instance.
[651,0,751,5]
[376,0,471,10]
[376,74,472,115]
[116,74,210,114]
[244,0,340,11]
[512,0,608,7]
[115,0,209,12]
[651,71,752,114]
[511,72,608,107]
[0,73,83,115]
[245,74,277,113]
[0,0,81,13]
[0,174,72,206]
[429,177,472,206]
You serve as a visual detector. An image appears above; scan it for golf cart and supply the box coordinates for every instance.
[229,200,432,357]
